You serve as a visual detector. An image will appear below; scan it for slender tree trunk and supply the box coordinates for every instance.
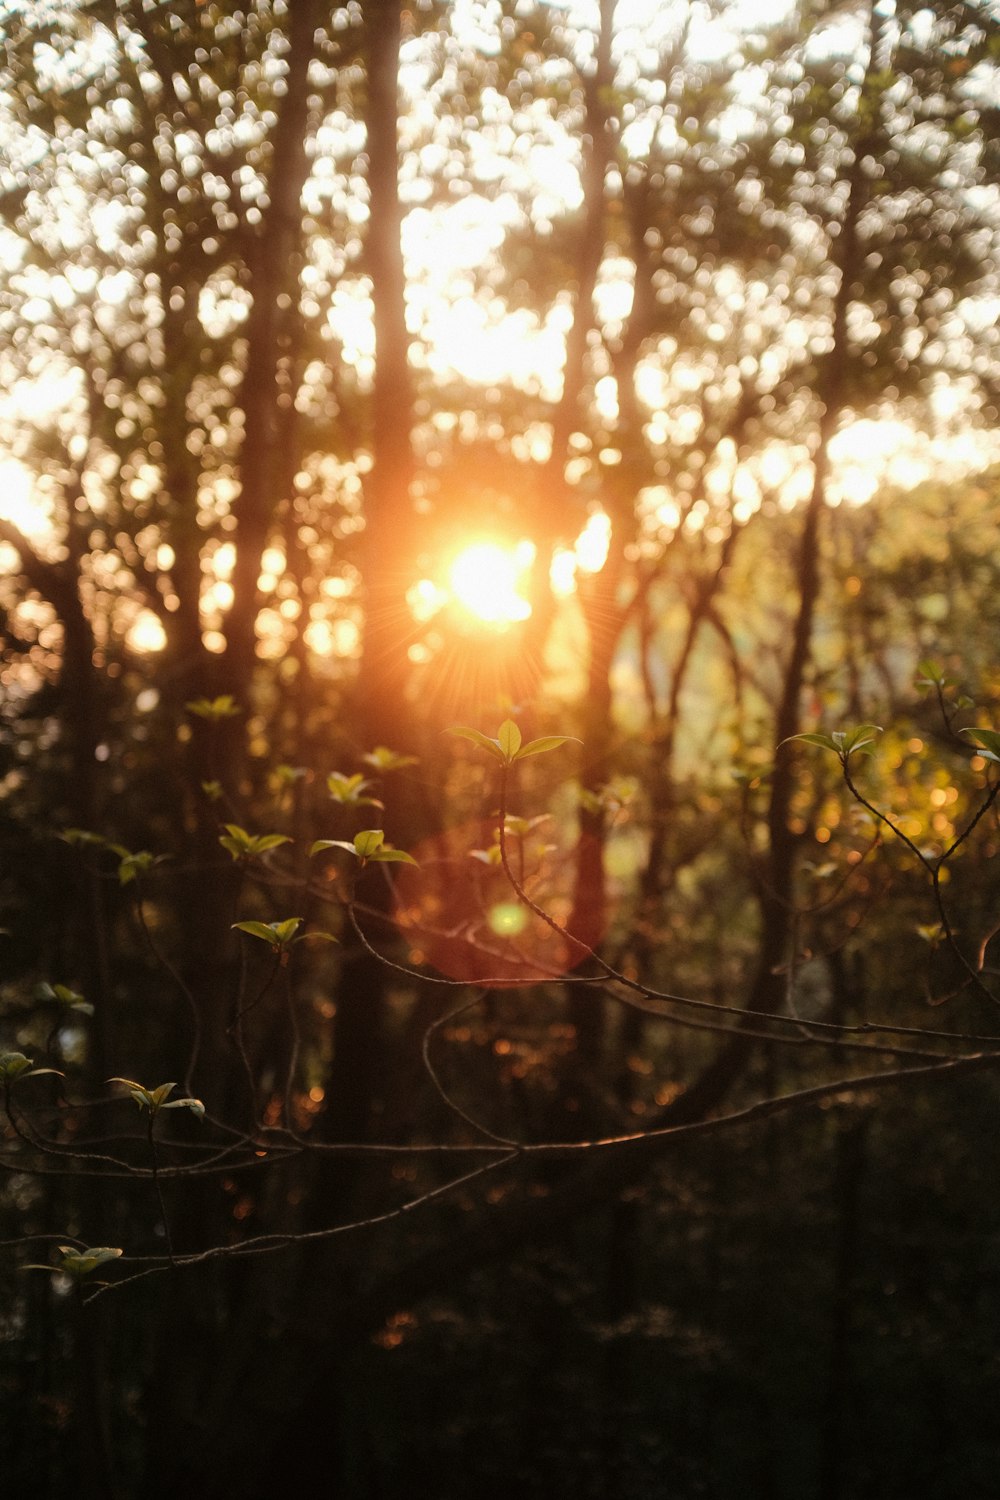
[356,0,417,757]
[225,0,321,701]
[320,0,412,1155]
[747,1,877,1017]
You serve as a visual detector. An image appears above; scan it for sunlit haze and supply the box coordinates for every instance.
[447,540,535,626]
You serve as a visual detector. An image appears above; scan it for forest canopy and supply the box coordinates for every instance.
[2,2,1000,1497]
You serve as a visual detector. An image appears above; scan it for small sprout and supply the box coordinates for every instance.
[186,695,240,721]
[35,982,94,1017]
[449,719,579,766]
[273,764,308,790]
[0,1052,63,1083]
[117,850,165,886]
[361,746,418,772]
[309,829,418,868]
[109,1078,205,1119]
[201,780,223,802]
[326,771,383,808]
[232,918,336,963]
[503,814,550,839]
[25,1246,123,1279]
[783,725,882,762]
[916,922,946,949]
[579,776,638,816]
[915,660,951,690]
[233,917,304,947]
[58,1245,123,1278]
[59,828,110,850]
[469,844,504,867]
[219,825,292,862]
[1,1052,36,1082]
[961,728,1000,766]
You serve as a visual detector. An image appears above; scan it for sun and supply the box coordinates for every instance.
[448,540,533,626]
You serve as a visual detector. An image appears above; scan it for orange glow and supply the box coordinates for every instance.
[393,818,607,986]
[447,540,534,625]
[574,510,611,574]
[126,611,166,654]
[0,460,52,543]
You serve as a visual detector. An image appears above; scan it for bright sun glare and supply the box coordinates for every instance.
[448,541,534,625]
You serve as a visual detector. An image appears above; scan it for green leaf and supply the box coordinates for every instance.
[186,695,240,720]
[0,1052,62,1083]
[221,824,252,851]
[840,724,883,755]
[369,847,419,866]
[219,826,292,861]
[353,829,386,858]
[469,846,503,866]
[513,735,578,761]
[274,764,308,787]
[108,1077,154,1109]
[232,920,285,946]
[160,1096,205,1119]
[36,981,90,1013]
[117,850,160,886]
[498,720,522,760]
[270,917,304,945]
[327,771,381,806]
[783,732,839,752]
[783,726,881,758]
[0,1052,35,1081]
[53,983,82,1005]
[503,814,548,838]
[447,726,504,760]
[361,746,419,772]
[201,780,223,802]
[59,828,110,849]
[109,1077,181,1113]
[57,1246,123,1277]
[962,728,1000,764]
[916,659,946,686]
[252,833,293,855]
[309,839,358,857]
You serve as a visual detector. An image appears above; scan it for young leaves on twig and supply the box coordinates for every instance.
[783,725,882,765]
[449,719,579,766]
[326,771,383,809]
[219,825,292,862]
[35,982,94,1017]
[0,1052,63,1083]
[361,746,419,772]
[108,1078,205,1120]
[231,917,337,962]
[185,695,240,721]
[309,829,418,867]
[24,1245,123,1279]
